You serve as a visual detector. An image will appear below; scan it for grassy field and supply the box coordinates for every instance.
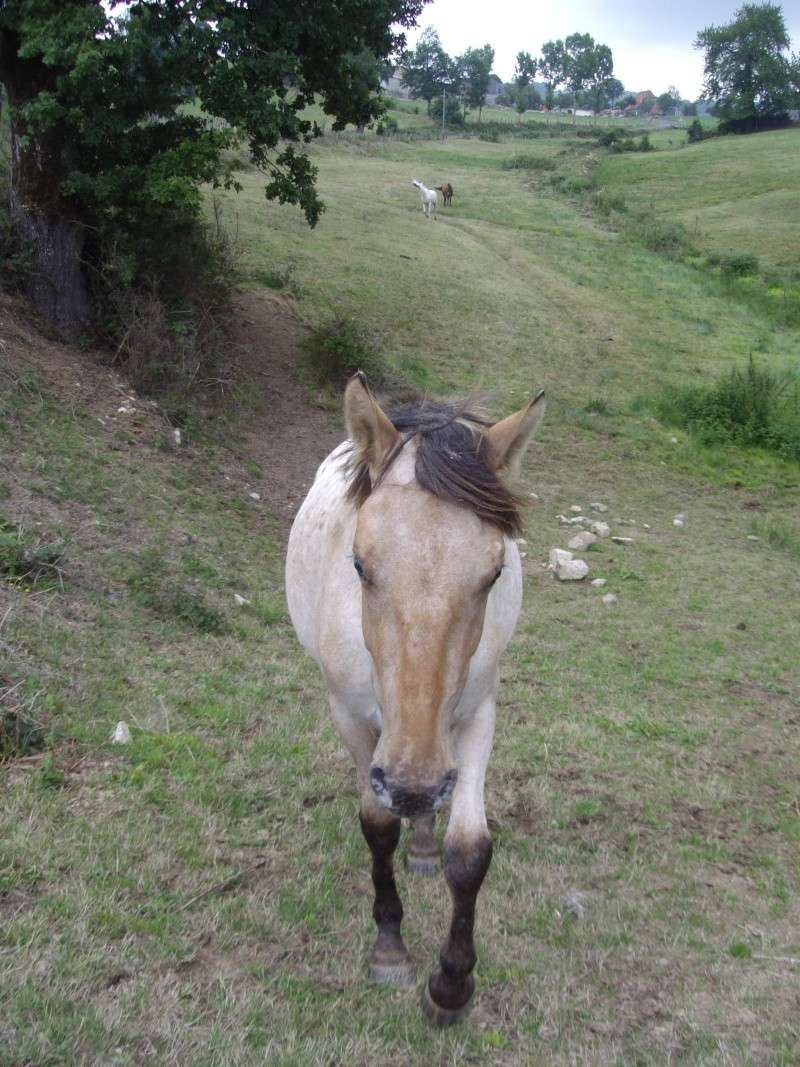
[2,121,800,1067]
[597,127,800,276]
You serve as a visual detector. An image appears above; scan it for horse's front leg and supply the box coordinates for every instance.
[329,696,415,985]
[423,696,495,1025]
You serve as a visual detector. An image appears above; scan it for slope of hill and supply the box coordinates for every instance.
[2,124,800,1066]
[597,127,800,275]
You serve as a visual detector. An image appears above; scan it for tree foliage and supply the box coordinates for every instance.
[401,26,450,112]
[564,33,615,114]
[696,3,799,124]
[0,0,423,330]
[460,44,494,120]
[538,40,566,110]
[513,51,537,117]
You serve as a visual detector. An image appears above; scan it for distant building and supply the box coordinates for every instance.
[624,90,656,117]
[381,71,410,99]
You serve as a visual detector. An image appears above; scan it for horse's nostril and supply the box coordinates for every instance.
[370,766,388,793]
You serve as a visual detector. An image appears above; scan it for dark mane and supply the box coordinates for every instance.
[345,399,525,537]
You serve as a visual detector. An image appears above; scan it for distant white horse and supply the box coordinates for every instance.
[412,179,437,221]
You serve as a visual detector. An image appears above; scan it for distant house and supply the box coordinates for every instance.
[624,90,656,117]
[381,71,410,99]
[485,74,503,107]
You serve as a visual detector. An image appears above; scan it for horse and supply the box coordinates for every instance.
[285,374,546,1025]
[438,182,454,207]
[411,178,437,220]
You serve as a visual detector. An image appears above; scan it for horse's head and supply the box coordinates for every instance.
[411,178,422,189]
[344,374,545,817]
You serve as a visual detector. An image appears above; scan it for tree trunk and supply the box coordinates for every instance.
[0,29,90,336]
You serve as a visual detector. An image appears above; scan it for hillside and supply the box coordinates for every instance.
[2,124,800,1066]
[598,126,800,274]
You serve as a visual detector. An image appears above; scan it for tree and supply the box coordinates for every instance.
[695,3,798,127]
[657,85,682,114]
[538,39,566,110]
[0,0,423,334]
[563,34,616,119]
[682,100,699,116]
[459,44,494,122]
[401,27,450,115]
[512,51,537,123]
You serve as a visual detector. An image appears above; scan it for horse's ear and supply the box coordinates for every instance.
[344,372,400,479]
[485,390,546,479]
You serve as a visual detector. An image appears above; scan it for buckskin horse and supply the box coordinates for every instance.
[285,374,545,1024]
[438,182,454,206]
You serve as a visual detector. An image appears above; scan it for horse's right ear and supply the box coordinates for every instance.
[344,372,400,480]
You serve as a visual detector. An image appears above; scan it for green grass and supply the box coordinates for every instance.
[2,121,800,1066]
[597,127,800,275]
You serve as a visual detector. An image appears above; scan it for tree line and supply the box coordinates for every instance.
[0,1,798,342]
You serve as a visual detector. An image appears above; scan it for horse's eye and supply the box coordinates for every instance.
[353,556,367,581]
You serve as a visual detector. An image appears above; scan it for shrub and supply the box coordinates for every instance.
[654,357,800,461]
[719,253,759,278]
[301,315,390,389]
[502,154,557,171]
[479,130,501,143]
[375,116,399,136]
[687,119,705,143]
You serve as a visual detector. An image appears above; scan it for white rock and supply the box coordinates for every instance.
[558,890,588,919]
[670,436,678,444]
[529,492,540,501]
[172,428,181,447]
[568,531,597,551]
[249,492,261,501]
[555,558,589,581]
[117,403,135,415]
[611,536,634,545]
[549,548,573,570]
[515,538,527,545]
[111,721,131,744]
[233,593,251,606]
[569,505,583,513]
[590,578,607,587]
[589,503,608,512]
[643,523,651,530]
[672,518,684,528]
[746,535,760,541]
[602,593,618,605]
[590,521,610,538]
[568,516,587,526]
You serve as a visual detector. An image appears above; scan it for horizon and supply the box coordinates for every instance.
[399,0,800,101]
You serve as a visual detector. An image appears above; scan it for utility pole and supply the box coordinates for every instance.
[442,83,446,139]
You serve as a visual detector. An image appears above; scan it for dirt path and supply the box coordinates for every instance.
[223,290,342,525]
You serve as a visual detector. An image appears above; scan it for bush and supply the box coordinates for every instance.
[301,315,390,389]
[654,357,800,461]
[719,253,759,278]
[502,154,556,171]
[375,116,399,136]
[430,95,465,127]
[687,119,705,143]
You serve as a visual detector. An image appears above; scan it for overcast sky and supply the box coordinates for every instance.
[401,0,800,99]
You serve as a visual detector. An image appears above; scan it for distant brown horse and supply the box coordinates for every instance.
[438,182,454,207]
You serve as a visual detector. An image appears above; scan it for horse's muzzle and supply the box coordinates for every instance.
[369,766,458,817]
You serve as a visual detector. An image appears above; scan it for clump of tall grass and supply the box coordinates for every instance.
[502,154,557,171]
[301,314,391,389]
[654,357,800,461]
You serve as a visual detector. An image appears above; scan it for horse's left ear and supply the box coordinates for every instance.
[485,390,546,478]
[344,372,400,480]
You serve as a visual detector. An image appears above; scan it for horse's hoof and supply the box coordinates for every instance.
[369,959,416,986]
[406,853,441,877]
[421,984,473,1026]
